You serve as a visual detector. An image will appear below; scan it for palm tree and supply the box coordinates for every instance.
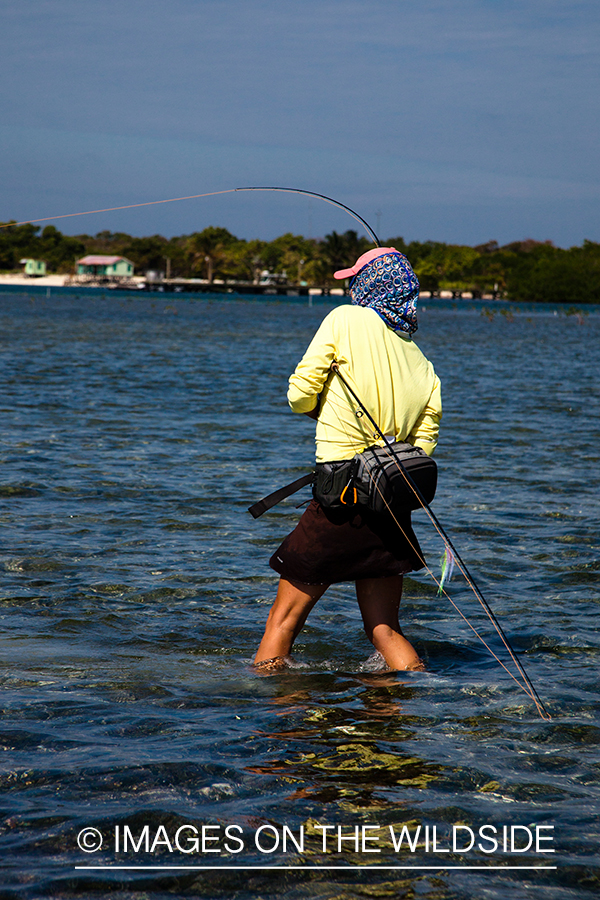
[186,227,236,283]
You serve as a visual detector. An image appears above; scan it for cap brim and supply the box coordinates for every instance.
[333,267,355,280]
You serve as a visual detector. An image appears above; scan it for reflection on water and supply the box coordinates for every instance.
[0,293,599,899]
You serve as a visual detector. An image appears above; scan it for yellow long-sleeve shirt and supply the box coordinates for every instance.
[288,305,441,462]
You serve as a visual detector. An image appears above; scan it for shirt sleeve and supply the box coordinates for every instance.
[406,375,442,456]
[287,312,338,413]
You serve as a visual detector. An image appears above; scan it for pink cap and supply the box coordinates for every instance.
[333,247,399,280]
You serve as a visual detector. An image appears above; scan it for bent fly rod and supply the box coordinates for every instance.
[2,184,548,716]
[0,186,382,246]
[330,362,550,721]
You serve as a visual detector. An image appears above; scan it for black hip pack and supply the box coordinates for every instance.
[314,441,437,515]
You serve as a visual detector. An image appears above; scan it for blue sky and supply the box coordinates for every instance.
[1,0,598,246]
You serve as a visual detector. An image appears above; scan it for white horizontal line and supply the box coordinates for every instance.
[75,865,557,871]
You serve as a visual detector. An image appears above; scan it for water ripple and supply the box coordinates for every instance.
[0,294,599,898]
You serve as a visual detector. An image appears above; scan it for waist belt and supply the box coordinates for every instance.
[247,472,315,519]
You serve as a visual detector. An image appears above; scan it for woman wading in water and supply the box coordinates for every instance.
[254,248,442,672]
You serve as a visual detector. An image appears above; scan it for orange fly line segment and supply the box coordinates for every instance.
[0,189,238,229]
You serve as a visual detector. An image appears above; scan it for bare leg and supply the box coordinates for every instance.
[355,575,424,671]
[254,577,329,666]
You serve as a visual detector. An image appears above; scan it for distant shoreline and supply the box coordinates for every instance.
[0,274,500,301]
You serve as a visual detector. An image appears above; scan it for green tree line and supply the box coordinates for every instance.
[1,221,599,302]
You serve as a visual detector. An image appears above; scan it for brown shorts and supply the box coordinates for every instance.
[269,500,425,585]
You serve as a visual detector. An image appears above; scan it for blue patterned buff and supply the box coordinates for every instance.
[349,252,419,335]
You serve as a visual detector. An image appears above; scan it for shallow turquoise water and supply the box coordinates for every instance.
[0,293,599,898]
